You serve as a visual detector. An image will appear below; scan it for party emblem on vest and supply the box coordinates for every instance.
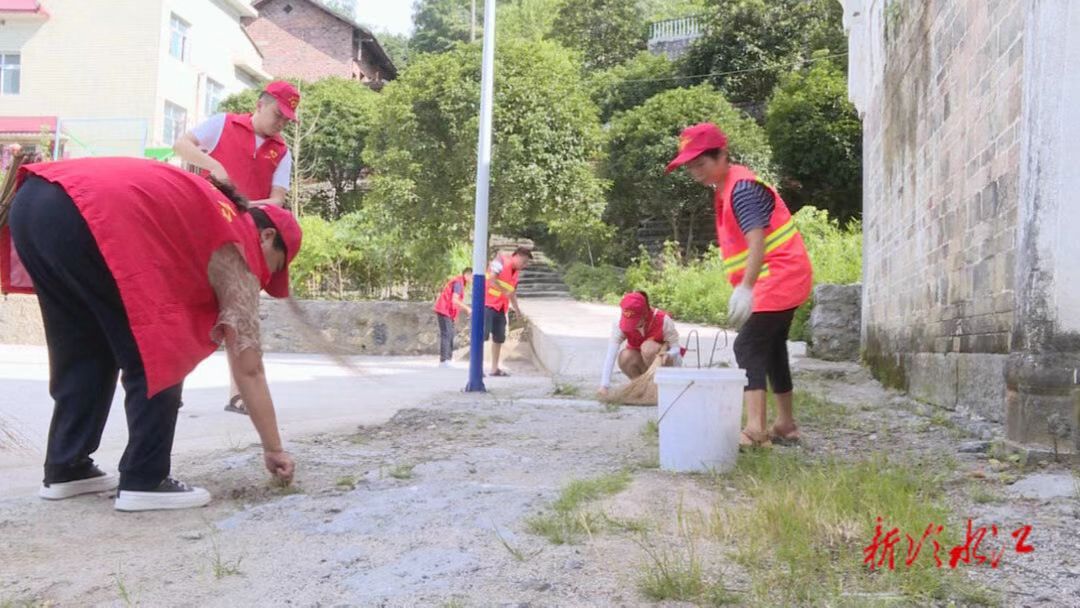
[265,149,279,161]
[217,200,237,222]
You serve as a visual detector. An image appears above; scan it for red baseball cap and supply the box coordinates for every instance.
[254,204,303,298]
[265,80,301,121]
[665,123,728,174]
[619,292,651,333]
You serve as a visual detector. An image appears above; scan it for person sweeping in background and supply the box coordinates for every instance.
[433,267,472,367]
[483,247,532,377]
[597,291,682,399]
[2,156,302,511]
[666,123,813,448]
[173,80,301,415]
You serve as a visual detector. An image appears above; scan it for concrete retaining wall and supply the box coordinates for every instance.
[0,295,469,356]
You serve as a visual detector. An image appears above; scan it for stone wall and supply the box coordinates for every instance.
[0,296,467,356]
[854,0,1023,424]
[808,284,861,362]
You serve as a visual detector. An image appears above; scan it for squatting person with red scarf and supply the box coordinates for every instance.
[597,291,682,397]
[666,123,814,449]
[2,156,303,512]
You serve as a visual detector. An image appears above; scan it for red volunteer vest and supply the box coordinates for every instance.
[715,165,813,312]
[484,254,519,313]
[624,309,669,351]
[2,157,270,397]
[433,275,467,321]
[200,113,287,200]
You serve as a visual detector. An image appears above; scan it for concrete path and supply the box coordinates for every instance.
[521,297,805,387]
[0,345,529,496]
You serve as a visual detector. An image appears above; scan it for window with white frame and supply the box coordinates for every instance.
[169,14,191,61]
[204,78,225,116]
[163,101,187,145]
[0,53,20,95]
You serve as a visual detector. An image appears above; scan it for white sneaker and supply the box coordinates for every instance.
[439,361,451,368]
[39,468,118,500]
[114,477,211,512]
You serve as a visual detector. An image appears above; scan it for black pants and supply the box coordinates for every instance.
[733,308,796,393]
[436,313,455,362]
[9,176,184,491]
[483,306,507,344]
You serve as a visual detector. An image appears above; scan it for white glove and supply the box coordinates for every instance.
[727,285,753,329]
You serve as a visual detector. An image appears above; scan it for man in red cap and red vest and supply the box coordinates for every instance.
[173,80,300,414]
[433,267,472,367]
[484,246,532,376]
[2,156,303,511]
[597,291,682,396]
[667,123,813,448]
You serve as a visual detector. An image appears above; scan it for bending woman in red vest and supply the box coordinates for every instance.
[2,157,303,512]
[433,267,472,367]
[597,291,682,397]
[667,123,813,448]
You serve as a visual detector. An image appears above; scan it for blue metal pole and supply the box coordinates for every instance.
[465,0,498,393]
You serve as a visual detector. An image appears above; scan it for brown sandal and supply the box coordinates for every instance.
[224,395,249,416]
[739,429,773,450]
[770,425,801,446]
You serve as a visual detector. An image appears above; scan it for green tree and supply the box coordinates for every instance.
[497,0,564,42]
[603,84,772,257]
[588,51,681,123]
[375,31,412,70]
[549,0,647,71]
[219,78,377,218]
[766,53,862,220]
[411,0,501,53]
[363,40,606,283]
[642,0,708,21]
[680,0,846,113]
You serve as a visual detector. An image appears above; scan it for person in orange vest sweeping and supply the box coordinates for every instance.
[433,267,472,367]
[483,247,533,376]
[666,123,813,448]
[2,156,302,511]
[597,291,683,397]
[173,80,300,415]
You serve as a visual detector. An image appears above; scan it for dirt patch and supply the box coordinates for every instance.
[1,358,1076,607]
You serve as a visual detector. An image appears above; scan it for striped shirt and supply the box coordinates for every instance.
[730,180,775,234]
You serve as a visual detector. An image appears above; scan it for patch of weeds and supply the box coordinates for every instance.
[114,563,135,607]
[335,475,356,490]
[346,433,367,445]
[492,525,538,562]
[969,484,1004,505]
[603,513,650,534]
[223,432,245,452]
[1,600,57,608]
[206,533,244,580]
[795,390,847,428]
[388,463,415,480]
[526,471,633,544]
[441,599,467,608]
[640,419,659,445]
[272,478,303,495]
[552,382,581,397]
[927,410,956,430]
[707,450,995,606]
[637,534,735,605]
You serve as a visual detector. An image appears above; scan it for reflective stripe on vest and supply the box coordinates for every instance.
[721,217,798,276]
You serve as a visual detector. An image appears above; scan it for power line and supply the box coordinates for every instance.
[614,51,849,84]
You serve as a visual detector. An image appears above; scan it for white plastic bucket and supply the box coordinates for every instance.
[654,367,746,473]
